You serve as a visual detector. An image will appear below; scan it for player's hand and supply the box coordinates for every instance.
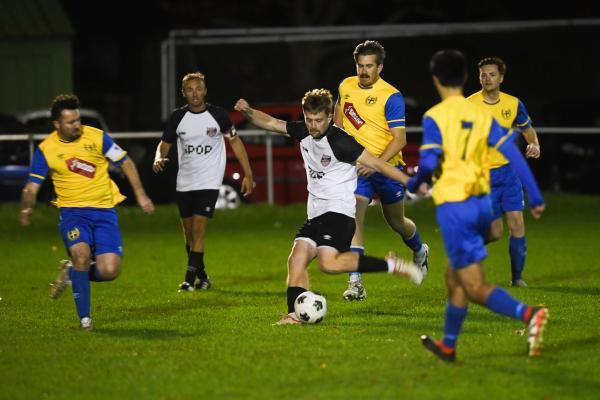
[152,158,169,173]
[525,144,541,159]
[416,182,430,196]
[241,176,254,197]
[234,99,251,114]
[137,194,155,214]
[356,163,375,177]
[20,208,32,226]
[530,203,545,219]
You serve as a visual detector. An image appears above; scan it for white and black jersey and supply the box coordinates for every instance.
[162,104,237,192]
[286,121,364,219]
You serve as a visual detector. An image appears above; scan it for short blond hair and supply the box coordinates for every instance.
[181,72,206,95]
[301,88,333,115]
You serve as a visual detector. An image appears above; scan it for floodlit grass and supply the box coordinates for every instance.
[1,193,599,399]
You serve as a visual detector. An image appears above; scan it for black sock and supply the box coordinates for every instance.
[357,254,388,273]
[189,251,207,280]
[287,286,307,314]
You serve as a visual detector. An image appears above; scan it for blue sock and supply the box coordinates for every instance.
[349,246,364,281]
[402,228,423,252]
[442,303,468,349]
[509,236,526,282]
[486,287,528,320]
[70,269,91,319]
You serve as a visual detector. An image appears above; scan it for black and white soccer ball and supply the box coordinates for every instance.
[294,291,327,324]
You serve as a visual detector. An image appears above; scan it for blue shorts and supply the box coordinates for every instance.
[490,164,524,220]
[436,195,493,269]
[355,165,406,204]
[59,207,123,257]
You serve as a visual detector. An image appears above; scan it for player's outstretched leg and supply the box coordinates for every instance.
[50,259,72,299]
[527,307,549,357]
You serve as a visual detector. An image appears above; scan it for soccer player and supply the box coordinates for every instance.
[407,50,548,361]
[333,40,428,301]
[153,72,254,292]
[467,57,541,287]
[235,89,424,325]
[20,94,155,330]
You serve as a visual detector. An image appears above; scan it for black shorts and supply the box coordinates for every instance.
[295,212,356,252]
[176,190,219,218]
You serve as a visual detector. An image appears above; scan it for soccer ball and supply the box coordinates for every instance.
[294,291,327,324]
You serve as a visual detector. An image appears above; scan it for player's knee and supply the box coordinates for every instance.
[101,264,121,280]
[71,253,92,270]
[463,282,487,304]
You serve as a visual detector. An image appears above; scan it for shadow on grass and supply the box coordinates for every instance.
[528,285,600,296]
[93,327,198,340]
[209,288,282,299]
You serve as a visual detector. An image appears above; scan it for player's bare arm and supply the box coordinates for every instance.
[333,101,343,126]
[356,149,410,185]
[228,134,254,196]
[234,99,287,135]
[357,126,406,177]
[522,127,541,158]
[120,157,155,214]
[153,140,172,173]
[19,181,41,226]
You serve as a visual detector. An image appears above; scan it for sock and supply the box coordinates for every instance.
[442,303,468,349]
[349,246,364,282]
[509,236,526,282]
[357,254,388,273]
[486,287,529,320]
[189,251,207,280]
[402,228,423,252]
[287,286,307,314]
[70,269,91,319]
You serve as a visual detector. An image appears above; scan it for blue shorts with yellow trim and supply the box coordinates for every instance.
[59,207,123,257]
[490,164,525,219]
[436,195,493,269]
[355,165,406,204]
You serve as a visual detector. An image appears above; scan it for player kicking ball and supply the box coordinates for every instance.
[235,89,423,325]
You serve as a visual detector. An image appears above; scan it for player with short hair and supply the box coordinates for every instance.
[153,72,254,292]
[407,50,548,361]
[20,94,155,330]
[235,89,424,325]
[334,40,429,301]
[467,57,541,287]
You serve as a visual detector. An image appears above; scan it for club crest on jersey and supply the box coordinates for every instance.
[206,127,218,137]
[66,157,96,178]
[343,102,365,130]
[83,143,97,153]
[67,227,80,241]
[365,96,377,105]
[321,154,331,167]
[502,109,512,119]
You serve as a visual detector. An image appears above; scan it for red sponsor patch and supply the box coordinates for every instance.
[66,157,96,178]
[343,103,365,130]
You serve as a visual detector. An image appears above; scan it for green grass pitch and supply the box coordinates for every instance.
[1,193,599,399]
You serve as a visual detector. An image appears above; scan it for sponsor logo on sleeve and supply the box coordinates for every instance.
[343,103,365,130]
[66,158,96,178]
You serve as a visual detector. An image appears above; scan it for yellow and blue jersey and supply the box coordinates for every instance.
[467,90,532,168]
[28,125,128,208]
[417,95,514,205]
[338,76,405,166]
